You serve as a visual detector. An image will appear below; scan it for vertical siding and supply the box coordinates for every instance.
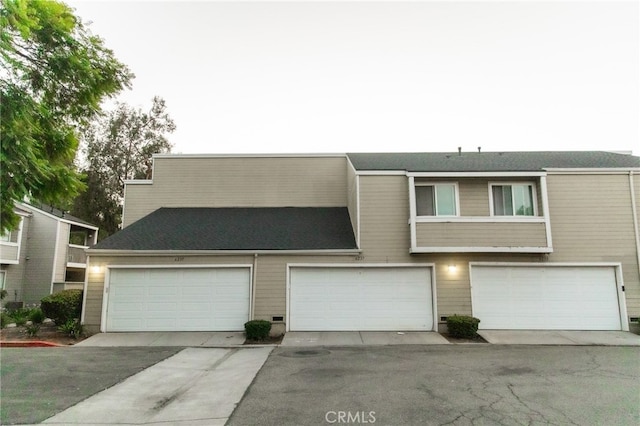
[546,173,640,318]
[124,156,348,227]
[23,211,57,303]
[52,222,69,282]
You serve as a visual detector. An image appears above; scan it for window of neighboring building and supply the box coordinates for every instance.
[415,183,458,216]
[491,184,536,216]
[0,231,10,242]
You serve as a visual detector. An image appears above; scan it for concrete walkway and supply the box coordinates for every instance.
[282,331,450,346]
[478,330,640,346]
[43,347,272,426]
[75,332,246,347]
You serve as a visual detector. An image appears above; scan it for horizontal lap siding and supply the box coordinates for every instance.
[416,221,548,248]
[124,157,348,227]
[546,173,640,319]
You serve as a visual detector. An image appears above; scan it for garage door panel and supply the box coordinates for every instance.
[106,267,250,332]
[472,265,621,330]
[290,267,433,331]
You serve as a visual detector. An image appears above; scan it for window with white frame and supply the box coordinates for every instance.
[0,271,5,290]
[491,183,536,216]
[0,231,10,242]
[415,183,458,216]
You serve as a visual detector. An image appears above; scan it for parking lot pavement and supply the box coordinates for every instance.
[228,345,640,426]
[0,347,182,425]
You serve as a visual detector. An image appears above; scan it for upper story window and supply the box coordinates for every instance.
[415,183,458,216]
[491,183,536,216]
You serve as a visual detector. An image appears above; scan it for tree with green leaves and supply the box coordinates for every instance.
[0,0,133,233]
[72,97,175,238]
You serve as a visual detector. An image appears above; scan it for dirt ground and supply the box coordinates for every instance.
[0,322,87,346]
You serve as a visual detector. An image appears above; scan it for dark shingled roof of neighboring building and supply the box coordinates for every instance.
[347,151,640,172]
[93,207,357,251]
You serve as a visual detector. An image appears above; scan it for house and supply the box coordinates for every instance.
[0,203,98,306]
[83,151,640,335]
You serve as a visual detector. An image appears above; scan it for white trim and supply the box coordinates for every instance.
[356,174,361,248]
[68,244,89,250]
[414,216,546,223]
[67,262,87,269]
[544,168,640,174]
[121,181,128,227]
[346,155,361,249]
[50,221,61,295]
[18,202,99,231]
[285,263,437,332]
[100,264,254,333]
[0,241,18,247]
[0,260,19,265]
[355,170,407,176]
[408,176,417,251]
[86,249,362,256]
[124,180,153,185]
[408,171,547,178]
[80,255,90,325]
[469,262,629,331]
[488,181,539,217]
[154,153,346,159]
[412,246,553,253]
[629,172,640,281]
[540,176,553,249]
[0,270,6,289]
[251,254,258,320]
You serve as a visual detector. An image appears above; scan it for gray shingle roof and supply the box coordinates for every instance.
[24,202,98,228]
[347,151,640,172]
[93,207,357,251]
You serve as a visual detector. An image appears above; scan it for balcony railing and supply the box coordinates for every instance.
[67,244,88,265]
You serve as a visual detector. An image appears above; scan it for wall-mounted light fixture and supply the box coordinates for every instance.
[448,264,457,273]
[91,265,102,274]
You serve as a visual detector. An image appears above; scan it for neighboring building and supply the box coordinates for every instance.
[0,203,98,305]
[84,151,640,334]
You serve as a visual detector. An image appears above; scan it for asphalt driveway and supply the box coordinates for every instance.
[0,347,182,425]
[228,345,640,426]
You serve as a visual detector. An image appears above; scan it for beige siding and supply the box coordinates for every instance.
[346,160,359,245]
[547,173,640,319]
[359,175,412,261]
[124,156,348,226]
[416,221,548,248]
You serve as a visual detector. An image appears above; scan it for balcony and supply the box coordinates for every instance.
[67,244,88,266]
[412,218,551,253]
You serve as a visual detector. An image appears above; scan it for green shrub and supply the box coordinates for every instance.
[41,290,83,325]
[29,308,46,324]
[8,308,30,326]
[244,320,271,340]
[447,315,481,339]
[26,323,40,337]
[58,318,83,339]
[1,312,11,328]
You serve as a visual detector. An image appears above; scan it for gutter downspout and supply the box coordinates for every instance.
[252,253,258,320]
[630,171,640,280]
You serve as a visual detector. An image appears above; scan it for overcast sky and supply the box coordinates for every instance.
[67,1,639,155]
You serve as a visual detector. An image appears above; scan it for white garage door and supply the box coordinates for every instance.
[289,267,434,331]
[471,265,622,330]
[106,267,251,331]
